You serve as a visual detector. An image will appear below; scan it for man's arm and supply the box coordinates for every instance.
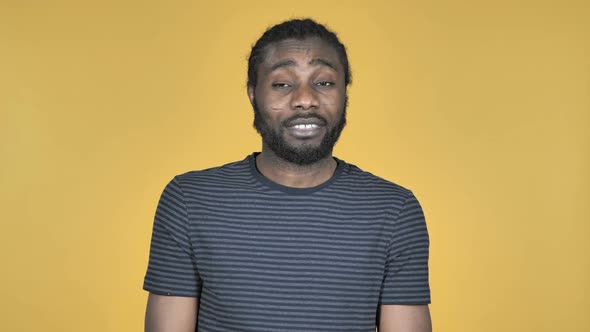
[378,304,432,332]
[145,293,199,332]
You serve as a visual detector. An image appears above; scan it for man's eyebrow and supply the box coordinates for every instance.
[269,58,338,72]
[309,58,337,70]
[270,59,297,72]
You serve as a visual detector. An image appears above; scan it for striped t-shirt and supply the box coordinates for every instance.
[144,153,430,331]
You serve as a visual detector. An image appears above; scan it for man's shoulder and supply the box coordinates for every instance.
[340,159,412,197]
[172,155,253,188]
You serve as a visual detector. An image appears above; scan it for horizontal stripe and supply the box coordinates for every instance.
[144,153,430,331]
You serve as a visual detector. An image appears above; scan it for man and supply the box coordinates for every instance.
[144,18,432,331]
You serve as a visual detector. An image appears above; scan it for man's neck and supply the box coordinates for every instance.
[255,149,337,189]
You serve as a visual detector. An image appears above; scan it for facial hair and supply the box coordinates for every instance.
[252,98,347,165]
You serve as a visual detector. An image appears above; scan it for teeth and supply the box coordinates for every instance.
[293,124,319,129]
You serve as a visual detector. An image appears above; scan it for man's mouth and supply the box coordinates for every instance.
[286,121,325,139]
[285,116,326,126]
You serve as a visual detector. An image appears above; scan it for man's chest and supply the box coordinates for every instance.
[189,199,392,295]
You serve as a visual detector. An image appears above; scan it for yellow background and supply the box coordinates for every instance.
[1,0,588,331]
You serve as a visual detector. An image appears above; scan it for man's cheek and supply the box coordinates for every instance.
[269,104,287,112]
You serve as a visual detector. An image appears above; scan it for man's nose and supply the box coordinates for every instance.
[290,84,319,110]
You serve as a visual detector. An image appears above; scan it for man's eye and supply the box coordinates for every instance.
[316,81,334,87]
[272,83,291,88]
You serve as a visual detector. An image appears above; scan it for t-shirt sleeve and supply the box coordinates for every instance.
[380,191,431,305]
[143,176,202,297]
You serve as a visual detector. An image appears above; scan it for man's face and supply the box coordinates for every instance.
[248,37,347,165]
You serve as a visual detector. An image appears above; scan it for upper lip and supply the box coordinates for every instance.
[285,117,326,127]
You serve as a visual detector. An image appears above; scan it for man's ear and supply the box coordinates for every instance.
[247,85,255,107]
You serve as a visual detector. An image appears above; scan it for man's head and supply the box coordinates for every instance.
[247,19,351,165]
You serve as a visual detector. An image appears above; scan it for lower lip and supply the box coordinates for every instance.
[286,125,324,138]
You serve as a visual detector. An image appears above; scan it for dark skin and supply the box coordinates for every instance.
[248,37,344,188]
[145,37,432,332]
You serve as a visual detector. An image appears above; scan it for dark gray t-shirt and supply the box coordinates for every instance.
[144,154,430,331]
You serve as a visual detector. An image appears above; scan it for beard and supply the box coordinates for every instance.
[252,98,347,166]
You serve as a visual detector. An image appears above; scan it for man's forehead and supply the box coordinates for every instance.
[262,37,341,68]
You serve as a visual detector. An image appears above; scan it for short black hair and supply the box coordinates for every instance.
[247,18,352,88]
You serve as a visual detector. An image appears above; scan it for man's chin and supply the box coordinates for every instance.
[272,145,332,165]
[283,139,323,151]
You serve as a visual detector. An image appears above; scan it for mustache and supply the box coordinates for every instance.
[282,114,328,127]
